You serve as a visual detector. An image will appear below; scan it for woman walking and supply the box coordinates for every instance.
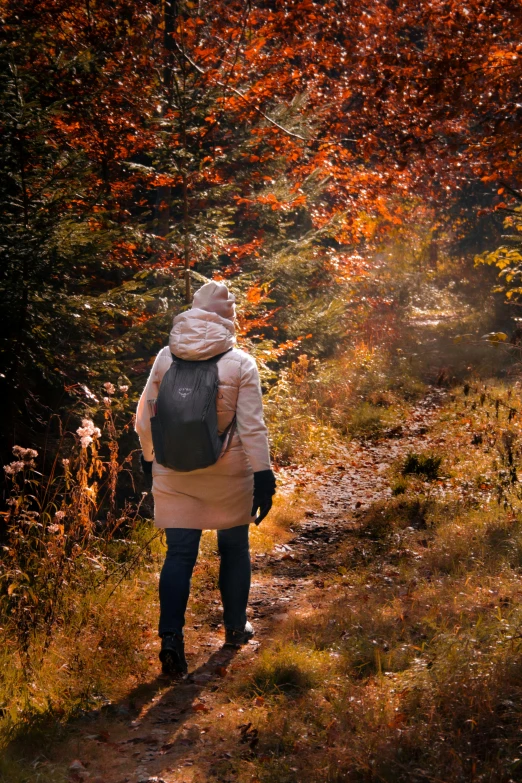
[135,281,276,677]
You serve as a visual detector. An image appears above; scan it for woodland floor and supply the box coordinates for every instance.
[33,388,451,783]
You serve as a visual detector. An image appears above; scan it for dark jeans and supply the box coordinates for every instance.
[159,525,251,638]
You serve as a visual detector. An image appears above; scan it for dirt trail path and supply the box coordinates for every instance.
[65,389,445,783]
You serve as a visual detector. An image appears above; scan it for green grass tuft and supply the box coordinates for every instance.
[247,644,322,696]
[402,451,442,480]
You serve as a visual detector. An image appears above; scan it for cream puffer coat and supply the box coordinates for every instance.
[135,308,271,529]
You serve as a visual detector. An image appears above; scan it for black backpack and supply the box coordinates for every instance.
[150,351,234,472]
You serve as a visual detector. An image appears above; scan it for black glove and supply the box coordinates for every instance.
[140,453,153,476]
[252,469,276,526]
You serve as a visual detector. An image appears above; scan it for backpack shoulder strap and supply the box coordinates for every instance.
[207,348,233,364]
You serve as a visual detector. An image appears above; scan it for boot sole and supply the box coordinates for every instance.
[224,630,255,648]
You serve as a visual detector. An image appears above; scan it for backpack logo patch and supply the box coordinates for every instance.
[178,387,193,398]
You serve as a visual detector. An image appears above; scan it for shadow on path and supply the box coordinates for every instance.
[66,645,242,781]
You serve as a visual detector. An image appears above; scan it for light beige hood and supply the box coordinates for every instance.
[169,308,236,361]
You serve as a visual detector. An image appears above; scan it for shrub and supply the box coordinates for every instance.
[0,403,156,742]
[1,423,147,668]
[402,452,442,480]
[391,478,408,495]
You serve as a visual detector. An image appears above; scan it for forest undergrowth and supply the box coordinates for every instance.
[3,275,522,781]
[234,378,522,783]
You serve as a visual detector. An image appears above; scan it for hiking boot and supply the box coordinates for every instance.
[225,621,255,647]
[159,633,188,677]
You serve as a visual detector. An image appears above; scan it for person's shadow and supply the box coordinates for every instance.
[81,644,244,777]
[124,643,239,715]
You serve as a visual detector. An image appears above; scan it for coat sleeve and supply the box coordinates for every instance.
[135,348,170,461]
[235,354,271,473]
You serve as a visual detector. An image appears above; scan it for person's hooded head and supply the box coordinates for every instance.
[191,280,236,321]
[169,280,236,360]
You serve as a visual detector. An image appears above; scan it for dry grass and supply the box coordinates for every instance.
[265,345,426,464]
[199,381,522,783]
[242,642,325,696]
[251,489,319,553]
[0,525,164,781]
[7,368,522,783]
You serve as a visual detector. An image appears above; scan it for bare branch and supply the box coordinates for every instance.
[172,40,356,145]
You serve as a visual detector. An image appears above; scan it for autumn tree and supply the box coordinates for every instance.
[2,0,522,459]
